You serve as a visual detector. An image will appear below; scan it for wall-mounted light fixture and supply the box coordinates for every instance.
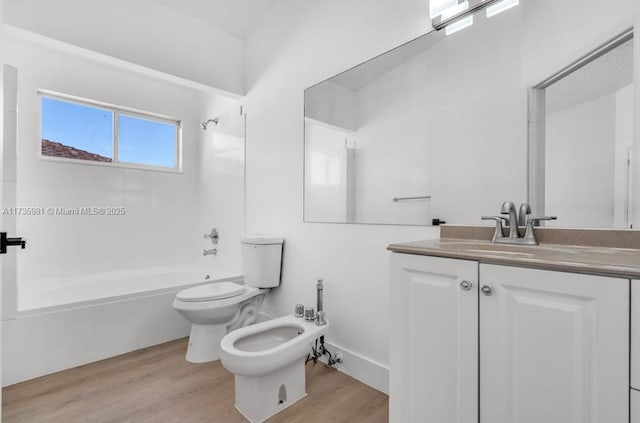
[486,0,519,18]
[430,0,519,35]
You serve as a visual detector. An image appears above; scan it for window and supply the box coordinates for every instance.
[39,92,181,171]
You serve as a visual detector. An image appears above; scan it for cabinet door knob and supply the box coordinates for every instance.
[460,280,473,291]
[481,285,493,296]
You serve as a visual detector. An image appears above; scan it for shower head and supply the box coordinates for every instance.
[200,118,219,130]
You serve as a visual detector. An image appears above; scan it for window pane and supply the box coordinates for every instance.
[118,114,177,168]
[41,97,114,162]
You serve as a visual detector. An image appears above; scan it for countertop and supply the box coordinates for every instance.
[387,238,640,279]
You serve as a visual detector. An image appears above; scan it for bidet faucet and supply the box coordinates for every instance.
[316,278,324,313]
[316,278,327,326]
[500,201,519,239]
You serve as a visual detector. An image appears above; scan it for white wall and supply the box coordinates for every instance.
[244,0,437,393]
[304,119,351,223]
[3,0,245,96]
[244,0,640,393]
[545,82,634,229]
[4,31,244,298]
[1,29,246,386]
[0,0,6,400]
[545,93,617,227]
[351,9,526,225]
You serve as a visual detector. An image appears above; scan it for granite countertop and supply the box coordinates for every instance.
[387,237,640,279]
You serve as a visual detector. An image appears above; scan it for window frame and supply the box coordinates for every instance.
[38,90,183,173]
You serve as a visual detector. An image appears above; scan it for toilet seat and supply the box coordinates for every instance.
[176,281,246,302]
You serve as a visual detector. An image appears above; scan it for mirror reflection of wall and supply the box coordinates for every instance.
[304,0,640,229]
[531,33,634,229]
[304,4,527,225]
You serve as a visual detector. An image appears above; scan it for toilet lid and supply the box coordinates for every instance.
[176,282,246,302]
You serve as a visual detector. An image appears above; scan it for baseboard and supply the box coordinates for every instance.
[258,312,389,395]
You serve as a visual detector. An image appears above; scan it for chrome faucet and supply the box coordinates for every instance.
[316,278,327,326]
[316,278,324,313]
[518,203,531,227]
[500,201,519,239]
[482,201,556,245]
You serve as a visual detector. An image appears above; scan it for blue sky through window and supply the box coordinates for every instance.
[41,96,178,168]
[119,114,177,168]
[41,97,113,159]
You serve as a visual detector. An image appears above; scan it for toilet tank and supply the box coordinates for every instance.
[240,236,284,288]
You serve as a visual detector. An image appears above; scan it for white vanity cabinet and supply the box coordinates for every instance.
[389,253,478,423]
[480,264,628,423]
[390,253,630,423]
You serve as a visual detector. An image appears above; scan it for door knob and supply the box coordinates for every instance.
[481,285,493,296]
[460,280,473,291]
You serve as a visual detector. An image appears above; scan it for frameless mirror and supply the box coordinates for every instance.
[304,6,527,225]
[528,31,635,229]
[304,0,639,228]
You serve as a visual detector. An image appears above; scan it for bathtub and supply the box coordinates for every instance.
[4,265,243,386]
[18,265,242,315]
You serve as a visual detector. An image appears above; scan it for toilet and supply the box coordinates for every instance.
[220,315,329,423]
[173,236,283,363]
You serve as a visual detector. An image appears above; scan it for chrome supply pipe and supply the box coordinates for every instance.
[316,278,324,313]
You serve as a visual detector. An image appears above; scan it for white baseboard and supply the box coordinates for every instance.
[258,312,389,395]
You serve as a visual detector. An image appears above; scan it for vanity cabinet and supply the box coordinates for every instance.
[390,253,629,423]
[479,264,628,423]
[389,253,478,423]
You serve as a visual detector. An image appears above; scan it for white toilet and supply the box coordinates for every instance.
[173,236,283,363]
[220,315,329,423]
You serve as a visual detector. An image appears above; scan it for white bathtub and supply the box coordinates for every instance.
[18,265,242,315]
[4,265,243,386]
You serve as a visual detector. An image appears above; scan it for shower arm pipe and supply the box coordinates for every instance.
[200,118,219,130]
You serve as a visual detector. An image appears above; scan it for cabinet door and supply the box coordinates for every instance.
[390,253,478,423]
[480,264,629,423]
[633,389,640,423]
[632,280,640,389]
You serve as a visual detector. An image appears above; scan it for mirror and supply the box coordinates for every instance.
[529,31,635,229]
[304,1,639,228]
[304,6,527,225]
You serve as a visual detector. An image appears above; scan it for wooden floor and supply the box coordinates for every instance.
[2,338,388,422]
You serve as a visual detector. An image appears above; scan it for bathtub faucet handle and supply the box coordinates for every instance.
[204,228,219,244]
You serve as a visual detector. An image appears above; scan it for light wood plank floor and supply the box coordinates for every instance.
[3,338,388,422]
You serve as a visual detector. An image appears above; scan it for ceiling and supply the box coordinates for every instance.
[152,0,279,39]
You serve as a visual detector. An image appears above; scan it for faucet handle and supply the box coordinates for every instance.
[527,216,557,226]
[521,216,557,245]
[481,216,506,242]
[480,216,509,224]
